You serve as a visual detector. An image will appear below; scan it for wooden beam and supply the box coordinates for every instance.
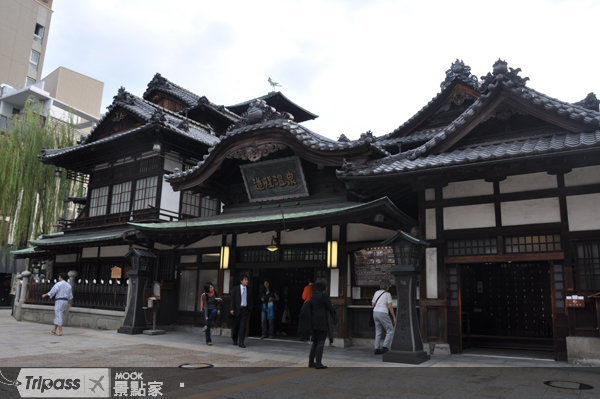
[444,252,564,264]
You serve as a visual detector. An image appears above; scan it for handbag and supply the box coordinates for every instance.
[369,291,386,327]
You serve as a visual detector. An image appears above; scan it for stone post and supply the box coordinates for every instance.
[20,271,31,306]
[13,273,23,321]
[383,265,430,364]
[68,270,78,288]
[65,270,78,326]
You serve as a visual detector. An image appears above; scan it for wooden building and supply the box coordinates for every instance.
[338,59,600,360]
[14,61,600,361]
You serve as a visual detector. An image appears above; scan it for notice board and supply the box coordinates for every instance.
[354,246,396,286]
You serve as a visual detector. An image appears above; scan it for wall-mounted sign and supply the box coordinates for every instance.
[111,266,122,279]
[354,247,396,287]
[566,295,585,307]
[240,156,309,203]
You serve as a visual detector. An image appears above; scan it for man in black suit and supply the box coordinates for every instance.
[230,274,252,348]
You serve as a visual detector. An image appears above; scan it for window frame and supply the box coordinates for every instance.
[34,24,45,43]
[29,50,40,71]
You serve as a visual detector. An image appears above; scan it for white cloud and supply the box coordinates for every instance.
[42,0,600,139]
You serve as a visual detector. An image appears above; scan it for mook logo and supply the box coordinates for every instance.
[16,368,110,398]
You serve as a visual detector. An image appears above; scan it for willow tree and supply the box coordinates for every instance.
[0,98,83,248]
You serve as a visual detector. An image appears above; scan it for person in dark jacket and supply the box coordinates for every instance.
[308,278,335,369]
[230,274,252,348]
[200,282,222,345]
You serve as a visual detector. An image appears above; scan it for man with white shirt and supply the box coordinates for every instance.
[41,272,73,336]
[230,274,252,348]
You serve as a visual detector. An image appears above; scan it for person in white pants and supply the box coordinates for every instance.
[372,280,396,354]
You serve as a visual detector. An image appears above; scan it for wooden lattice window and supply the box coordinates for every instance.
[110,181,132,214]
[573,240,600,292]
[181,192,220,218]
[133,176,158,210]
[237,249,278,263]
[89,186,109,217]
[505,235,561,254]
[283,247,326,261]
[447,238,497,256]
[201,197,219,217]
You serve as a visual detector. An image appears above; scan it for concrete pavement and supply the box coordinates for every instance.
[1,309,599,398]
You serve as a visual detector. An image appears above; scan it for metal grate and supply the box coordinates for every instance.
[573,240,600,292]
[447,238,498,256]
[505,235,561,253]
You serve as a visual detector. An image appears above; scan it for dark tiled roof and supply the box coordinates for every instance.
[143,73,200,107]
[340,60,600,177]
[143,73,240,122]
[130,197,416,232]
[227,91,318,123]
[377,60,480,142]
[39,88,220,161]
[164,117,385,183]
[375,127,445,147]
[340,131,600,176]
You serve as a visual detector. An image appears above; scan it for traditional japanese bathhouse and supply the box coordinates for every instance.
[130,98,416,340]
[14,80,226,316]
[339,60,600,360]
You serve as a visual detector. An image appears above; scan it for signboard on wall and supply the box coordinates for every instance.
[354,246,396,286]
[240,156,309,203]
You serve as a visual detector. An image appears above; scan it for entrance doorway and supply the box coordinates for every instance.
[458,262,553,352]
[249,267,316,337]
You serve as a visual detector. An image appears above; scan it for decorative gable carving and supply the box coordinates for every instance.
[440,59,478,90]
[226,100,294,132]
[226,143,287,162]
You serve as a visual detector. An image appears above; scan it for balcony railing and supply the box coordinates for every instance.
[64,206,182,231]
[26,279,129,311]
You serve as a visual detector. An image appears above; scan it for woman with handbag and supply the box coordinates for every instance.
[372,279,396,355]
[200,282,222,345]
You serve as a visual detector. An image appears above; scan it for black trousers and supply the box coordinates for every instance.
[232,307,250,343]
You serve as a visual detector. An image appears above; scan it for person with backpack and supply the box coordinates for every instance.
[372,279,396,354]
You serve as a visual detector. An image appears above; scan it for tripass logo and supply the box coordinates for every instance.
[15,368,110,398]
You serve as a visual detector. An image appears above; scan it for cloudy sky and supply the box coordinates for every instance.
[42,0,600,140]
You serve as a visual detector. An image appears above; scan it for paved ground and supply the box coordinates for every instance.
[1,309,599,398]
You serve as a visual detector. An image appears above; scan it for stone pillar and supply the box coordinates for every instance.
[118,269,149,334]
[68,270,78,288]
[383,266,430,364]
[13,273,23,321]
[20,271,31,306]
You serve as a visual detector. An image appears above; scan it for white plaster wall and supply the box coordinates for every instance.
[332,225,340,241]
[425,208,436,240]
[564,166,600,187]
[442,180,493,199]
[443,204,496,230]
[185,235,223,249]
[425,189,435,201]
[346,224,396,242]
[164,152,182,173]
[280,228,326,244]
[154,243,175,250]
[159,181,180,219]
[99,245,129,257]
[426,248,438,299]
[501,198,561,226]
[55,254,77,263]
[236,231,275,246]
[81,247,98,258]
[567,193,600,231]
[330,269,339,297]
[499,172,557,194]
[180,255,197,264]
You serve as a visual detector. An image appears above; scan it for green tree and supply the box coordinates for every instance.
[0,98,82,248]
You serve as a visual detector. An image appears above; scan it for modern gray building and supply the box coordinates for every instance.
[0,0,53,89]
